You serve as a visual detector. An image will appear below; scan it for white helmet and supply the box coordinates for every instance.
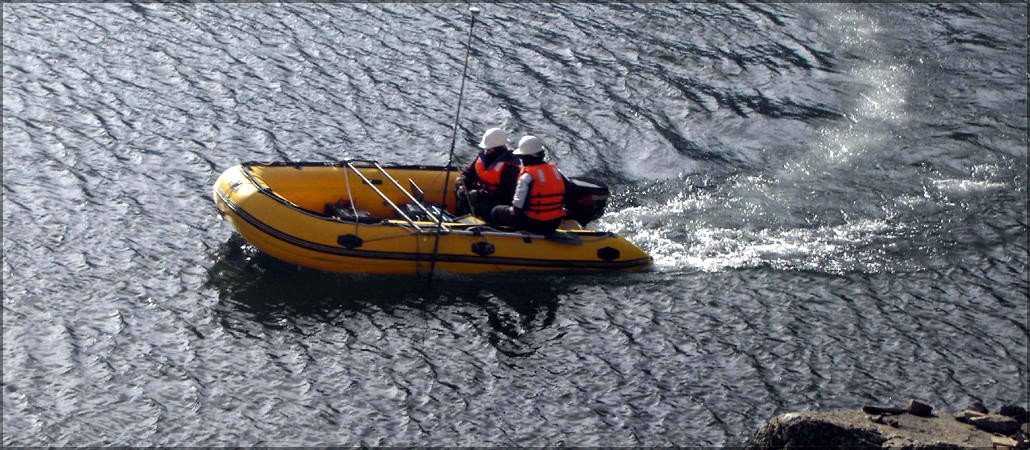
[478,127,508,149]
[513,135,544,156]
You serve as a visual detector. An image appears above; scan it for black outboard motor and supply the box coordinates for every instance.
[564,176,610,227]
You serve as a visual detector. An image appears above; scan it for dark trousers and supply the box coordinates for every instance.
[491,205,561,235]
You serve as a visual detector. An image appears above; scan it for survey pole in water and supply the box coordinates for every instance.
[427,5,480,289]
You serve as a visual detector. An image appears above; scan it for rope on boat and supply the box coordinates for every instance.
[343,163,359,235]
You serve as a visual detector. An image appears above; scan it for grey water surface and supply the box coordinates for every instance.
[2,3,1027,446]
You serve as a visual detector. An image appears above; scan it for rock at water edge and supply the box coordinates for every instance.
[908,399,933,417]
[968,414,1020,435]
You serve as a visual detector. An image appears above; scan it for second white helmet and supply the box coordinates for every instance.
[513,135,544,156]
[479,128,509,149]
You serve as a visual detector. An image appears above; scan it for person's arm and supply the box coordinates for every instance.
[510,174,532,214]
[455,160,478,191]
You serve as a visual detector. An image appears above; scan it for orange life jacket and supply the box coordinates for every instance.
[474,156,519,192]
[521,163,566,221]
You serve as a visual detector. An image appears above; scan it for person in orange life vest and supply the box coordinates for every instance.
[454,127,521,219]
[490,135,567,235]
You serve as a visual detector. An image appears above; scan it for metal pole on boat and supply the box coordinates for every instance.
[427,5,480,288]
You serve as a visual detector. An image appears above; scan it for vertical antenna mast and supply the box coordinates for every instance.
[427,5,480,289]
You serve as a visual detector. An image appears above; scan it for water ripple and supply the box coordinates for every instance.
[3,2,1027,446]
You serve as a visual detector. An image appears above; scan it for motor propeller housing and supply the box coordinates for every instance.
[564,176,610,227]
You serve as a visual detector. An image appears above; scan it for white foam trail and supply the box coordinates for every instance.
[600,6,1007,275]
[601,200,893,273]
[932,178,1006,193]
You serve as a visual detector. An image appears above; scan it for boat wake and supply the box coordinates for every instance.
[597,194,908,275]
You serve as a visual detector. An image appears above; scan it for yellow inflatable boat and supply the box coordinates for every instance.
[212,161,651,275]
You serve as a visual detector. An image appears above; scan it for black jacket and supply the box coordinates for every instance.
[456,148,520,206]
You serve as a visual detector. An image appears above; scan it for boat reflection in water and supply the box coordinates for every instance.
[205,235,574,358]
